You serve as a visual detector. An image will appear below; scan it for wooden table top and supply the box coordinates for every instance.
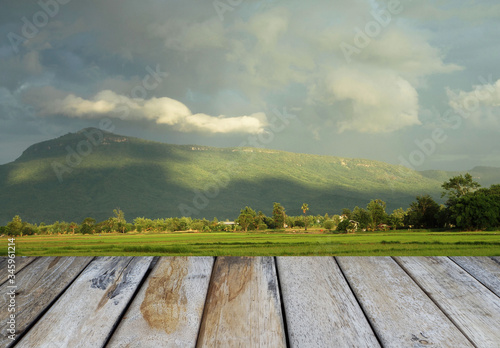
[1,256,499,347]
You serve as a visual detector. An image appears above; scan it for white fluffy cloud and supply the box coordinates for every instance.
[357,29,463,83]
[308,67,420,133]
[447,77,500,129]
[32,89,268,134]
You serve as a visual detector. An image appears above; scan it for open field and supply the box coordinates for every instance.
[3,230,500,256]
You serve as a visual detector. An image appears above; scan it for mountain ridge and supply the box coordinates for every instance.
[1,128,499,225]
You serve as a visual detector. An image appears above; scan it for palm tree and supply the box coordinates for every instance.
[301,203,309,231]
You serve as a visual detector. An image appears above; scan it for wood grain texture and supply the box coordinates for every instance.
[107,257,214,348]
[0,257,93,348]
[450,256,500,297]
[337,257,474,348]
[16,257,153,348]
[0,257,38,285]
[196,257,286,348]
[395,256,500,348]
[276,257,380,348]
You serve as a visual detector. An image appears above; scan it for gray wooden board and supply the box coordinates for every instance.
[0,256,93,347]
[337,257,474,348]
[107,257,214,348]
[450,256,500,297]
[196,257,286,348]
[16,256,153,348]
[395,256,500,347]
[276,257,380,348]
[0,257,38,285]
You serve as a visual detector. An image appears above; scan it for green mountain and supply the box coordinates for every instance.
[1,128,499,225]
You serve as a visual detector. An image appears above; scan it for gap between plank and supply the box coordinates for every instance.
[195,256,218,348]
[273,257,291,348]
[391,257,478,348]
[334,257,383,348]
[11,257,95,348]
[0,257,39,288]
[448,257,500,300]
[102,256,159,348]
[490,257,500,267]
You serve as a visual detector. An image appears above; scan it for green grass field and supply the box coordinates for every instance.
[4,230,500,256]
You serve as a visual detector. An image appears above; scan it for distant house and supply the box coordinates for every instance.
[348,220,359,233]
[377,223,390,231]
[221,221,236,226]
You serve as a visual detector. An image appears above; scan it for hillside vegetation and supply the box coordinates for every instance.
[1,128,499,224]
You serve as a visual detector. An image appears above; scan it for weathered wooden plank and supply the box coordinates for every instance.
[107,257,214,348]
[0,256,93,347]
[277,257,380,348]
[450,257,500,297]
[16,257,153,348]
[337,257,474,348]
[395,256,500,347]
[0,257,38,285]
[196,257,286,348]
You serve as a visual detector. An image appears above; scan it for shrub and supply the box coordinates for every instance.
[323,220,335,230]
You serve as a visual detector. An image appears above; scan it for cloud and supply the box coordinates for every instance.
[217,2,459,131]
[389,0,500,23]
[447,77,500,129]
[29,88,268,134]
[309,67,421,133]
[150,17,225,52]
[2,0,465,136]
[358,29,463,82]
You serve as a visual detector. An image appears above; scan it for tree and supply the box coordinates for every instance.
[272,202,286,229]
[323,220,335,231]
[388,208,405,230]
[191,220,205,232]
[22,223,37,236]
[178,217,192,231]
[109,208,127,233]
[405,195,440,229]
[82,217,96,225]
[367,199,387,230]
[441,173,480,202]
[332,214,341,227]
[337,219,357,233]
[341,208,352,220]
[351,206,372,230]
[6,215,23,236]
[59,221,69,234]
[80,217,96,234]
[301,203,309,231]
[236,206,257,232]
[441,174,483,229]
[256,211,268,230]
[450,185,500,230]
[69,222,78,234]
[50,221,62,234]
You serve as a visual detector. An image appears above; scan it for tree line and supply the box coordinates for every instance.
[1,174,499,236]
[333,174,499,232]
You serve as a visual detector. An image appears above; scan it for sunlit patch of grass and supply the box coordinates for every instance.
[7,230,500,256]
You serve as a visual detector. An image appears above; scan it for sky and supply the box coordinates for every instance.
[1,0,499,170]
